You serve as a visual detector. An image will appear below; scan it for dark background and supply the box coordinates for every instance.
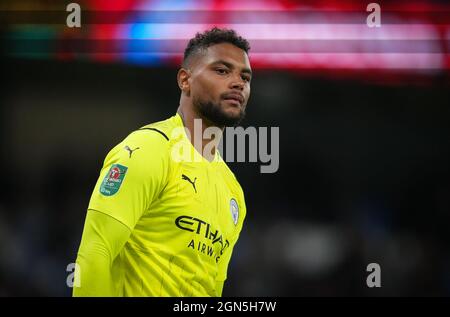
[1,55,449,296]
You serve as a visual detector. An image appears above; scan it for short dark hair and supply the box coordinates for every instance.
[183,27,250,67]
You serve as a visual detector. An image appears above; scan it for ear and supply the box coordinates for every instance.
[177,68,191,96]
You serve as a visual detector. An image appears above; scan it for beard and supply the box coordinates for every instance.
[193,96,246,127]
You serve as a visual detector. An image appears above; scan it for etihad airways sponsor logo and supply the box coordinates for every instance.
[175,215,230,262]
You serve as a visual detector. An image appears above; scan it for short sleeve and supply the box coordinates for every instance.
[88,129,170,230]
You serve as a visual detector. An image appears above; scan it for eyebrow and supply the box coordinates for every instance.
[212,60,252,76]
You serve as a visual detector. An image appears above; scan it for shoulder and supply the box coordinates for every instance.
[123,114,182,151]
[104,115,181,166]
[135,113,182,142]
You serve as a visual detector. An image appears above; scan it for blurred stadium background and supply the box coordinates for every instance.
[1,0,450,296]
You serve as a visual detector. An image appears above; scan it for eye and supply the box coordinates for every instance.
[215,68,228,75]
[241,75,251,82]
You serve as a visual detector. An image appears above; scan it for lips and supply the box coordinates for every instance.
[222,93,244,106]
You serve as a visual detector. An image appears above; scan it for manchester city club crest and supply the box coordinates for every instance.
[230,198,239,226]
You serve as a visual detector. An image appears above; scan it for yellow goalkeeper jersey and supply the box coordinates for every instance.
[77,113,246,297]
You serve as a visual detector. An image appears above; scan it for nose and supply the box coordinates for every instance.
[230,75,245,91]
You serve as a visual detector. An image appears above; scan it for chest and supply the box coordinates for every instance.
[133,161,242,256]
[163,162,240,236]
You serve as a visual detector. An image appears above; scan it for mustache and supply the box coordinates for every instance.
[220,92,245,104]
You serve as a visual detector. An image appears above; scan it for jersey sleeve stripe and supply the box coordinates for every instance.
[137,127,169,141]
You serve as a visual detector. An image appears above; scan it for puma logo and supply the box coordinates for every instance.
[181,174,197,193]
[124,145,140,158]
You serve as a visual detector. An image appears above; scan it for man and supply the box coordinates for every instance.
[73,27,252,296]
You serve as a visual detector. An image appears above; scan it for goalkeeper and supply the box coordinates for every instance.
[73,27,252,297]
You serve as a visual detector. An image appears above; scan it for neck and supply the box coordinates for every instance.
[177,101,224,162]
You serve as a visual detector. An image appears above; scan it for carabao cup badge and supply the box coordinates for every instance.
[100,164,128,196]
